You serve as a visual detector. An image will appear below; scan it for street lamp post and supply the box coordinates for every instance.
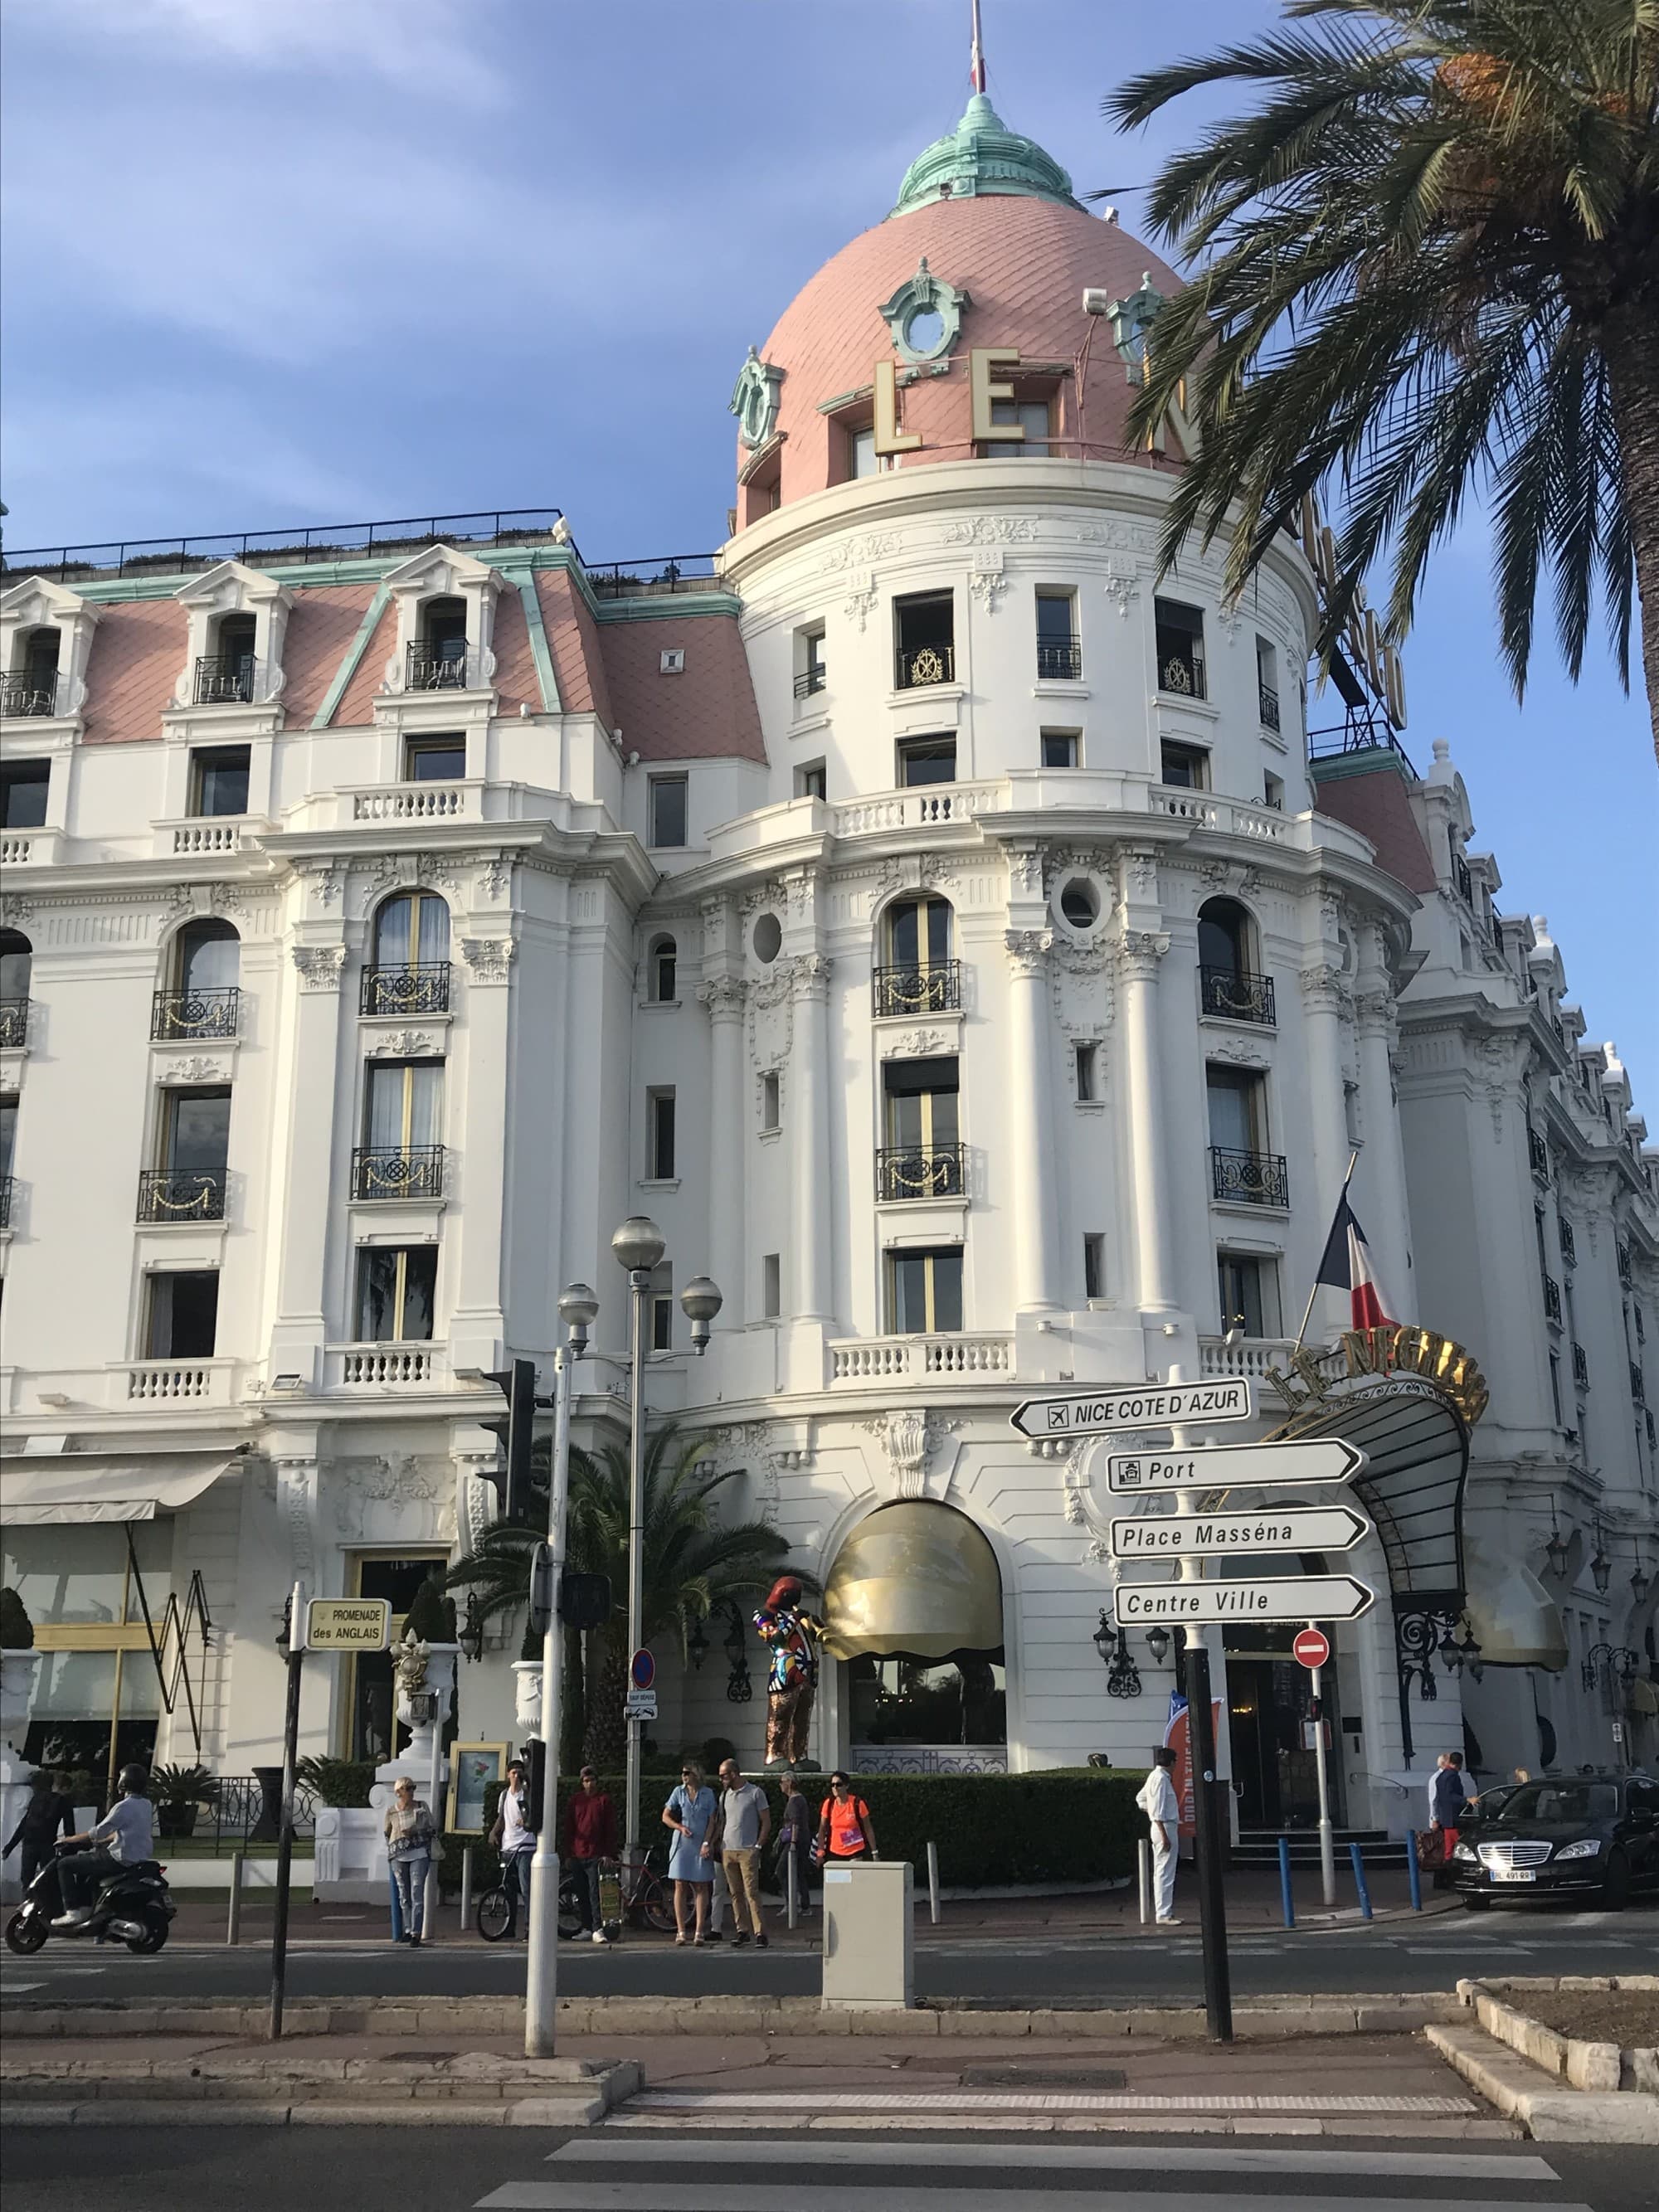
[523,1281,599,2060]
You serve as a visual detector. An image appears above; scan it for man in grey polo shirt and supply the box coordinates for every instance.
[717,1757,771,1949]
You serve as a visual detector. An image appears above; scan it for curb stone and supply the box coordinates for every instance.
[1428,2024,1659,2145]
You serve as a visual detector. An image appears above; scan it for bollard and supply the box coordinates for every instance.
[926,1840,941,1926]
[1405,1833,1423,1912]
[460,1845,474,1933]
[1276,1836,1295,1928]
[786,1844,799,1932]
[226,1850,244,1946]
[1348,1840,1373,1921]
[423,1858,439,1945]
[1137,1837,1151,1924]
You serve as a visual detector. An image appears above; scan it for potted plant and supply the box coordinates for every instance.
[150,1762,216,1839]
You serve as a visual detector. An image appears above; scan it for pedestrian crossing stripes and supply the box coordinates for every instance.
[558,2142,1559,2176]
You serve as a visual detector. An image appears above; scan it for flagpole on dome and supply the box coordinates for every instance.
[970,0,987,95]
[1293,1150,1360,1354]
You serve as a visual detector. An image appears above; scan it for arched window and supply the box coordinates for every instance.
[411,596,469,689]
[155,920,240,1039]
[649,934,677,1004]
[0,929,31,1047]
[876,896,957,1016]
[1197,897,1274,1025]
[365,892,450,1014]
[197,612,257,704]
[6,628,61,717]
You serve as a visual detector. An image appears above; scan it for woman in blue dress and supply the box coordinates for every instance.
[662,1761,718,1946]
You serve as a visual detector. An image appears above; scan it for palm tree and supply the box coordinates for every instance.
[445,1424,810,1767]
[1107,2,1659,758]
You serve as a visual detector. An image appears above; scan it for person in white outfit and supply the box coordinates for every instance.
[1136,1745,1181,1924]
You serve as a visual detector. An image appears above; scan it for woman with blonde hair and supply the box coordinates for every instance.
[662,1760,718,1947]
[383,1777,437,1947]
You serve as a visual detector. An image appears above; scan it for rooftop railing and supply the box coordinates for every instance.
[2,508,571,581]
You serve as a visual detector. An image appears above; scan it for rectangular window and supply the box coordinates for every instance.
[404,737,467,782]
[897,736,956,787]
[1255,636,1281,731]
[1082,1233,1106,1303]
[887,1246,964,1334]
[1217,1252,1279,1339]
[1206,1067,1265,1155]
[355,1246,437,1343]
[795,626,827,698]
[990,397,1052,455]
[1074,1042,1098,1102]
[795,761,827,800]
[0,761,51,829]
[364,1060,443,1152]
[162,1086,231,1174]
[1549,1352,1563,1426]
[1160,740,1209,790]
[649,774,688,849]
[761,1072,781,1132]
[648,1087,677,1179]
[762,1253,781,1319]
[1262,771,1284,811]
[1034,591,1079,678]
[849,426,884,479]
[1154,598,1207,698]
[883,1055,961,1162]
[894,591,954,688]
[0,1093,17,1179]
[1041,730,1079,769]
[145,1270,220,1359]
[650,1261,674,1352]
[188,746,250,818]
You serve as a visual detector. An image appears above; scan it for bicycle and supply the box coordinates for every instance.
[474,1851,673,1942]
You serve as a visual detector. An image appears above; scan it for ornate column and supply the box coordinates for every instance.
[449,929,517,1373]
[1298,955,1354,1228]
[790,954,834,1320]
[1005,929,1061,1312]
[1353,959,1413,1320]
[1117,926,1177,1314]
[698,970,748,1328]
[270,935,348,1384]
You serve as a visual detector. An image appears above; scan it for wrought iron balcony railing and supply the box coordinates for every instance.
[0,996,28,1048]
[1572,1342,1590,1393]
[1210,1146,1289,1208]
[872,959,962,1018]
[1633,1361,1648,1407]
[876,1143,967,1203]
[1559,1219,1576,1269]
[1647,1408,1657,1451]
[352,1144,445,1201]
[1452,852,1475,905]
[793,664,826,699]
[1035,638,1082,680]
[894,640,955,690]
[360,962,450,1016]
[1542,1272,1563,1327]
[406,643,469,689]
[192,654,255,705]
[137,1168,226,1223]
[1258,682,1281,732]
[151,987,240,1041]
[1157,648,1206,699]
[0,1174,12,1228]
[1,673,63,717]
[1618,1241,1632,1286]
[1199,965,1277,1026]
[1528,1126,1550,1182]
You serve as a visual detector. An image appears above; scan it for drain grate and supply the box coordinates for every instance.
[959,2068,1127,2089]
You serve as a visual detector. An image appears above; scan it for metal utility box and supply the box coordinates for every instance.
[820,1858,913,2010]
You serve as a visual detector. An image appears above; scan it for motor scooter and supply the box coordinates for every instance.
[4,1842,176,1956]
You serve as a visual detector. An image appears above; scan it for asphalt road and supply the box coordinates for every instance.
[0,2125,1651,2212]
[2,1898,1653,2007]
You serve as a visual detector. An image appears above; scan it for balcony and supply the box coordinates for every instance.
[0,997,28,1049]
[830,1333,1012,1384]
[1199,965,1276,1026]
[352,1144,445,1201]
[333,1344,440,1387]
[348,780,478,824]
[1200,1334,1298,1381]
[1452,852,1474,904]
[1146,783,1292,846]
[876,1143,967,1203]
[1258,683,1281,732]
[1,673,64,717]
[793,664,826,700]
[1035,638,1082,681]
[151,987,240,1042]
[1528,1126,1550,1182]
[406,643,471,690]
[361,963,450,1017]
[1633,1362,1648,1407]
[894,640,955,690]
[1573,1342,1590,1393]
[1210,1146,1289,1208]
[168,818,248,856]
[192,654,255,706]
[0,1174,12,1229]
[834,781,1005,838]
[1542,1272,1563,1328]
[1559,1219,1577,1269]
[872,960,962,1018]
[125,1359,231,1405]
[137,1168,226,1223]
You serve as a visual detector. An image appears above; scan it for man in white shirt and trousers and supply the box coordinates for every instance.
[1136,1745,1182,1925]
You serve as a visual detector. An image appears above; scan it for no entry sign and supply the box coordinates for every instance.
[1292,1626,1331,1670]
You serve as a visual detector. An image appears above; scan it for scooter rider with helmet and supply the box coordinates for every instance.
[55,1764,154,1928]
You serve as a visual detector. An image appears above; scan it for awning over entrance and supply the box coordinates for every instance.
[1268,1378,1467,1602]
[0,1455,239,1524]
[1462,1533,1569,1670]
[824,1501,1002,1659]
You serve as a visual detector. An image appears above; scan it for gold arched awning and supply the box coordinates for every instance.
[824,1501,1003,1659]
[1462,1532,1569,1671]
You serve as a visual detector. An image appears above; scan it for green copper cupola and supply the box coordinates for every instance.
[890,91,1079,217]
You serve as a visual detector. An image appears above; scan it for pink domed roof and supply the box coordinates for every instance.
[745,192,1185,509]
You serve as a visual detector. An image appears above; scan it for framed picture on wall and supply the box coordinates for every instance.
[448,1742,509,1833]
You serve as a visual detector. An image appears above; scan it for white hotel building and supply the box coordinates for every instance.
[2,87,1655,1860]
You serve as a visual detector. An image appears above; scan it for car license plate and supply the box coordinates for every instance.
[1491,1868,1536,1883]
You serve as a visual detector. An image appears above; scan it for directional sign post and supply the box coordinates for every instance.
[1010,1378,1253,1441]
[1108,1505,1370,1561]
[1103,1438,1365,1495]
[1292,1626,1337,1904]
[1111,1575,1375,1626]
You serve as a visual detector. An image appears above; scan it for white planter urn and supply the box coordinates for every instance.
[513,1657,542,1739]
[0,1648,43,1783]
[373,1640,460,1809]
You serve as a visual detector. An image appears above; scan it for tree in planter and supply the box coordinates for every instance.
[149,1762,216,1838]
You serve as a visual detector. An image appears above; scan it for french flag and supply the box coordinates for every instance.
[1315,1193,1397,1329]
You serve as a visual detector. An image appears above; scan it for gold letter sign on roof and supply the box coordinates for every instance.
[971,348,1022,442]
[872,360,922,456]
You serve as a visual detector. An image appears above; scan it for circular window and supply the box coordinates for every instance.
[1058,877,1101,931]
[752,912,783,964]
[903,306,946,357]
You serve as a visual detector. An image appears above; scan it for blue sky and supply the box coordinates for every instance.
[2,0,1652,1101]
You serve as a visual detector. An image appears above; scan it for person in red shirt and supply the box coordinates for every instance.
[815,1772,878,1864]
[562,1765,619,1943]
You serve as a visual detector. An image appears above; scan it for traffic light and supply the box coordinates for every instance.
[480,1358,537,1524]
[559,1572,612,1631]
[528,1543,556,1640]
[523,1735,547,1831]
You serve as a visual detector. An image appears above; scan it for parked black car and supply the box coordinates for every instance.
[1450,1771,1659,1909]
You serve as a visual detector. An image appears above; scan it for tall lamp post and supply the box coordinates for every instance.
[610,1216,722,1873]
[523,1281,599,2060]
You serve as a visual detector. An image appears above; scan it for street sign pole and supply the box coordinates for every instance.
[268,1578,304,2044]
[1310,1636,1337,1907]
[1185,1640,1232,2043]
[526,1341,574,2059]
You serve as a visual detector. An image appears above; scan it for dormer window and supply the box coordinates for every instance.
[0,577,100,722]
[169,560,292,712]
[195,613,257,705]
[409,598,469,690]
[3,627,61,717]
[990,397,1051,455]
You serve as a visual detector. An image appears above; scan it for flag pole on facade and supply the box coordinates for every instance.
[970,0,987,94]
[1294,1150,1360,1352]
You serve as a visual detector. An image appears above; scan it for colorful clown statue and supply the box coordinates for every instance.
[753,1576,826,1767]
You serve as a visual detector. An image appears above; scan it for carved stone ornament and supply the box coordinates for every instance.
[356,853,407,912]
[298,863,345,908]
[1117,929,1171,980]
[1299,962,1350,1014]
[207,881,251,922]
[878,256,970,363]
[790,951,834,1001]
[1006,847,1044,898]
[454,1451,499,1559]
[476,854,511,901]
[291,943,347,991]
[0,895,36,929]
[861,1407,961,1502]
[729,346,785,450]
[1078,520,1136,552]
[333,1453,449,1543]
[367,1028,440,1059]
[944,515,1037,546]
[1102,559,1141,617]
[157,1053,232,1085]
[886,1027,949,1057]
[1208,1037,1270,1068]
[460,936,515,982]
[1124,848,1160,900]
[416,853,464,894]
[741,877,787,918]
[271,1457,319,1583]
[844,574,878,632]
[969,552,1006,613]
[1005,927,1053,977]
[823,532,901,572]
[697,975,747,1020]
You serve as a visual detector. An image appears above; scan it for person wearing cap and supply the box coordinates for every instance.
[562,1763,618,1943]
